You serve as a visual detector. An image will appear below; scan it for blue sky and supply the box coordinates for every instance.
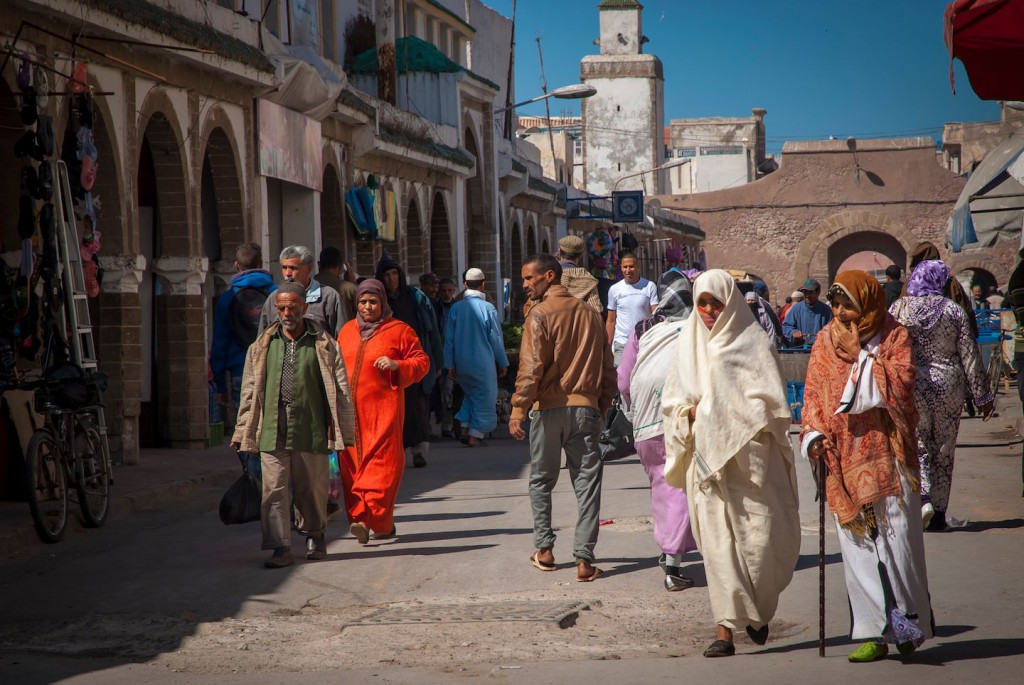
[485,0,1000,154]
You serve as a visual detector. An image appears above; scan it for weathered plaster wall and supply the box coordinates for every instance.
[655,138,1015,303]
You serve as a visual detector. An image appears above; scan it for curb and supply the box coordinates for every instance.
[0,467,239,557]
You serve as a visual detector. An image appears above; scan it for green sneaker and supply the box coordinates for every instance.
[848,642,889,663]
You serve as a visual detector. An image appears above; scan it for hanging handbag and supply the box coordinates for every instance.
[599,396,636,462]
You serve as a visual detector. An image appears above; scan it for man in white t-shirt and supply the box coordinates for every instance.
[606,253,659,365]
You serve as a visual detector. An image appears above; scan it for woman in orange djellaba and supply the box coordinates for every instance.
[338,279,429,544]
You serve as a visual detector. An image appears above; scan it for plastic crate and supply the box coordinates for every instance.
[786,381,804,424]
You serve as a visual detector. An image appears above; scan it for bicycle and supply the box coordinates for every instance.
[977,309,1013,398]
[22,366,111,543]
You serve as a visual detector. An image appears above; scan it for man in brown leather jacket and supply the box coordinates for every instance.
[509,254,616,582]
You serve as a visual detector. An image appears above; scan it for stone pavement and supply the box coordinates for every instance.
[0,389,1021,684]
[0,445,240,557]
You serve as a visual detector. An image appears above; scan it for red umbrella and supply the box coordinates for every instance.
[945,0,1024,100]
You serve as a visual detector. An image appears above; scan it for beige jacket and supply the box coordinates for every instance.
[232,320,354,453]
[511,285,616,420]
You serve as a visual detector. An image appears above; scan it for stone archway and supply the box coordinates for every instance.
[406,196,425,278]
[321,164,345,252]
[64,81,133,461]
[829,231,907,281]
[947,252,1011,292]
[510,222,524,320]
[526,224,538,257]
[138,105,205,449]
[795,210,917,288]
[464,128,496,297]
[430,191,453,278]
[0,76,21,249]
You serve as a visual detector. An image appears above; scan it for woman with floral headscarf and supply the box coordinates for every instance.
[890,260,994,532]
[801,270,932,663]
[662,270,800,657]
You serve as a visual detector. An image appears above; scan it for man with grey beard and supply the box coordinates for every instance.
[232,281,354,568]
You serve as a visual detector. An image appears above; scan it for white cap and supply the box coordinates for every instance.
[791,290,804,300]
[465,267,485,282]
[745,291,757,303]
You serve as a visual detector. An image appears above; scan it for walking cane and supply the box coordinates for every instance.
[818,457,826,657]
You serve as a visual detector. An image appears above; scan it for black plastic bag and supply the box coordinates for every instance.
[599,399,636,462]
[219,460,261,525]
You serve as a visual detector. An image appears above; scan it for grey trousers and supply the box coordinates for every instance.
[528,406,604,563]
[260,450,329,550]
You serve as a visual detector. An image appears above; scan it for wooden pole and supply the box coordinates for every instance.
[818,458,826,657]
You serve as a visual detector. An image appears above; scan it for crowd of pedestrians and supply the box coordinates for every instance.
[210,236,1016,663]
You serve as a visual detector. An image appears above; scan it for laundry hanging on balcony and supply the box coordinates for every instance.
[345,175,398,242]
[345,184,376,240]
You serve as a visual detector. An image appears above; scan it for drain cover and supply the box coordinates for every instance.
[344,600,590,629]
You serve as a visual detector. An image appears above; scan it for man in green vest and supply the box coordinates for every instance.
[232,280,354,568]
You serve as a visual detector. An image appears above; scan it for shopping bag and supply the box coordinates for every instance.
[219,458,261,525]
[328,451,341,505]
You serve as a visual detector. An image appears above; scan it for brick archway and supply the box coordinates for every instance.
[795,210,918,288]
[137,100,205,449]
[406,196,425,278]
[430,191,453,278]
[946,252,1012,289]
[321,164,345,252]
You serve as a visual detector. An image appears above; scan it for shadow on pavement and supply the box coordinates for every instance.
[394,510,505,522]
[903,638,1024,665]
[934,624,976,638]
[794,552,843,571]
[323,543,498,562]
[383,528,532,544]
[955,518,1024,532]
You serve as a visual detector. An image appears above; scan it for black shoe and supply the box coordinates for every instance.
[746,624,769,645]
[926,510,948,532]
[413,453,427,468]
[664,566,695,591]
[703,640,735,658]
[306,536,326,561]
[264,546,293,568]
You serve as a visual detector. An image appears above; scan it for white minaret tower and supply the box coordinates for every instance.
[581,0,665,195]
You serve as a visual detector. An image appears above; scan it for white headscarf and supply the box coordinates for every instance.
[662,269,792,488]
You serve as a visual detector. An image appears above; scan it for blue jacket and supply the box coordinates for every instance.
[781,299,833,347]
[210,269,277,393]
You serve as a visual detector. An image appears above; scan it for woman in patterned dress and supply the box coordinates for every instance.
[889,260,994,531]
[801,270,932,662]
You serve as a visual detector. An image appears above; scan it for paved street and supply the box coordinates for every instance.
[0,398,1022,685]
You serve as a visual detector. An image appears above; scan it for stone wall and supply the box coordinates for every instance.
[655,138,1016,303]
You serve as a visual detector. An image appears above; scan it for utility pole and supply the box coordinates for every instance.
[536,36,559,183]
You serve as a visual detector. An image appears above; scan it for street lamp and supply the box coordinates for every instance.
[612,157,691,192]
[495,83,597,114]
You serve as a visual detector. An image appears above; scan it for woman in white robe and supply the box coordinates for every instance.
[662,269,801,657]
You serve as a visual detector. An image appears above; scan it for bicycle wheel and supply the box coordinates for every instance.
[74,424,110,527]
[25,429,68,543]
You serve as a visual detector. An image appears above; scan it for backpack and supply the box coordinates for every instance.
[230,285,270,348]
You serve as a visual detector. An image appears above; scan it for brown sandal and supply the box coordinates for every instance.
[530,550,557,571]
[576,562,603,582]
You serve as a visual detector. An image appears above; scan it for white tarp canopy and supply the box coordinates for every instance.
[260,28,345,121]
[948,127,1024,253]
